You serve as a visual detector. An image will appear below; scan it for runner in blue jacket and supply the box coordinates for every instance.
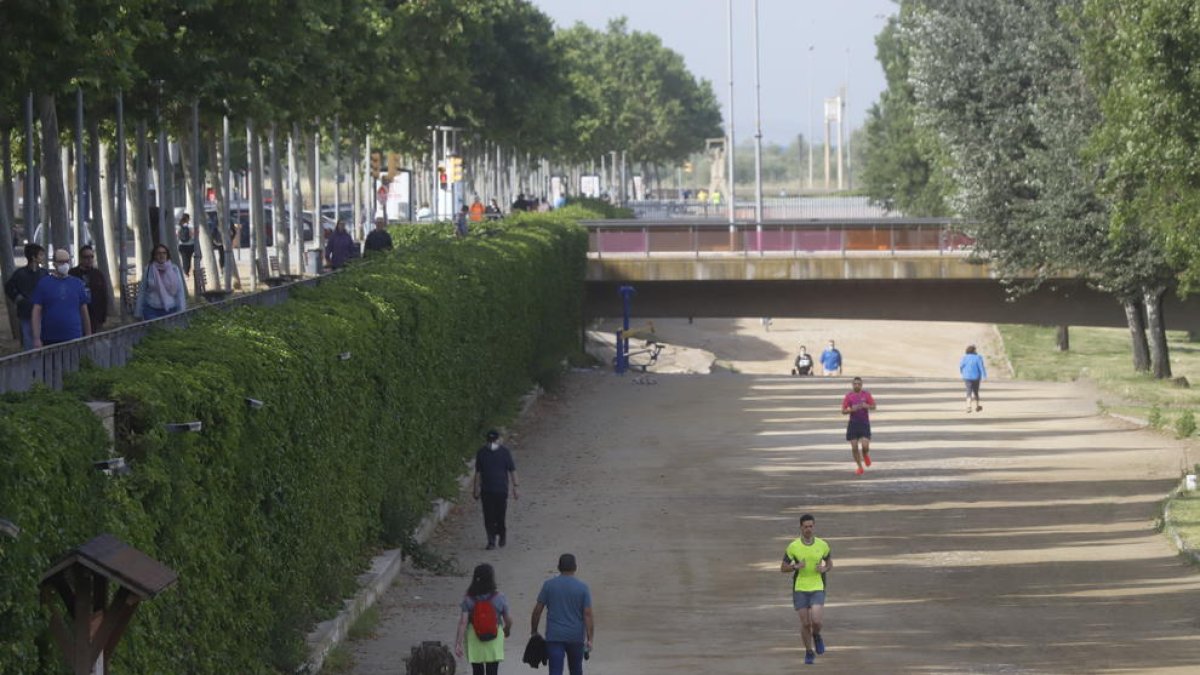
[959,344,988,413]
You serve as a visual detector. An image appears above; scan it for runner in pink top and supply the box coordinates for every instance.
[841,377,877,475]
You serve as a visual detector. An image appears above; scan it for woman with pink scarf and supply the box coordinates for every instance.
[135,244,187,320]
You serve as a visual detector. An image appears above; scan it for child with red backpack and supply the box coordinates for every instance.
[455,563,513,674]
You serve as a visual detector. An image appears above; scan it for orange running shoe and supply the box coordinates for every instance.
[855,466,864,476]
[864,454,872,467]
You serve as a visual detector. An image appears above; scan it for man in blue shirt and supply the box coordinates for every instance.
[820,340,843,376]
[531,554,594,675]
[473,430,519,550]
[31,248,91,348]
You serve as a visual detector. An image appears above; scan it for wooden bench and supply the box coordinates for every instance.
[194,266,231,303]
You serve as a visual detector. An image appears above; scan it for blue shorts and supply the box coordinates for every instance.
[793,590,826,609]
[846,420,871,441]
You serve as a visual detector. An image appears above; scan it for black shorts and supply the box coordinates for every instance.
[846,420,871,441]
[964,379,981,398]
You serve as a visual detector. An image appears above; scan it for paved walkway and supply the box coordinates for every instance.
[349,370,1200,673]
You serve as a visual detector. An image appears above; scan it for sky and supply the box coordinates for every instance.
[532,0,897,145]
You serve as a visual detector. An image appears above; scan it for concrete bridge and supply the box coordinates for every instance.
[582,219,1200,330]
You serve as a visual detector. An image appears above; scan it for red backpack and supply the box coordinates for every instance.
[470,593,500,641]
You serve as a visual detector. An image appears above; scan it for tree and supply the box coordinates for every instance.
[905,0,1176,375]
[860,12,952,216]
[554,19,722,166]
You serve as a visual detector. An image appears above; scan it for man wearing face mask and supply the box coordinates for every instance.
[473,430,520,550]
[30,249,92,348]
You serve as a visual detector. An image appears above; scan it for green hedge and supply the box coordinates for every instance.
[0,212,588,673]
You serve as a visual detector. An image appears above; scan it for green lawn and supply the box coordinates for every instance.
[997,324,1200,555]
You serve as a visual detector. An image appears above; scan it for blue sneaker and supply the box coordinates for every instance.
[814,633,825,654]
[805,651,815,665]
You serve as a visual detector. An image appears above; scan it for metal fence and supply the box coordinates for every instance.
[0,276,326,395]
[584,220,973,257]
[625,196,897,220]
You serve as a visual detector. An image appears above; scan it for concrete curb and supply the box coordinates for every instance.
[1161,479,1200,568]
[299,385,545,674]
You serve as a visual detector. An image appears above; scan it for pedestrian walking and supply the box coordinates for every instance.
[474,430,519,550]
[842,376,876,475]
[792,344,814,376]
[4,243,47,350]
[530,553,593,675]
[68,245,109,332]
[363,217,393,256]
[960,344,988,413]
[134,244,187,320]
[324,220,356,270]
[455,563,514,675]
[781,514,832,666]
[177,213,196,276]
[31,249,92,347]
[820,340,842,376]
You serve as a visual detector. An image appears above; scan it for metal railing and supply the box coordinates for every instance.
[625,196,897,220]
[583,220,974,258]
[0,275,329,395]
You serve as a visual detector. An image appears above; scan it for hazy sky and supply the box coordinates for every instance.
[532,0,897,145]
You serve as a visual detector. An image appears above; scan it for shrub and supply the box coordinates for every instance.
[1176,410,1197,439]
[0,213,588,673]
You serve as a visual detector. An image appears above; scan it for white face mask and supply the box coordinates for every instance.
[489,442,500,451]
[55,263,70,275]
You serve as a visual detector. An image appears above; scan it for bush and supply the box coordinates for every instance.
[1176,410,1197,439]
[0,213,588,673]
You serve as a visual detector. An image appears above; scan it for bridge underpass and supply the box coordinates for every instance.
[583,220,1200,331]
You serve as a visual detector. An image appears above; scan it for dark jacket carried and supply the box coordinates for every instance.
[522,634,548,668]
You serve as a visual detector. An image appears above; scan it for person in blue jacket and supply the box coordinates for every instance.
[820,340,842,377]
[959,344,988,413]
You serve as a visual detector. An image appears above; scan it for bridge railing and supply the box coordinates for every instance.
[0,276,326,395]
[584,220,975,258]
[626,196,895,220]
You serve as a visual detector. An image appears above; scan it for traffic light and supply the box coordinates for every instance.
[449,156,463,182]
[370,152,382,179]
[387,152,401,177]
[683,161,693,173]
[438,166,447,189]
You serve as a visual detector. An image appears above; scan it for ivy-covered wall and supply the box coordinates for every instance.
[0,211,588,673]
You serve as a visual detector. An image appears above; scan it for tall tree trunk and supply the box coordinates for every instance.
[1144,286,1172,379]
[0,160,18,340]
[248,120,267,287]
[179,124,215,294]
[133,121,151,271]
[270,124,287,274]
[2,127,13,230]
[37,93,70,250]
[1055,325,1069,352]
[99,138,118,295]
[208,128,237,291]
[87,116,116,316]
[161,138,180,265]
[1122,298,1150,373]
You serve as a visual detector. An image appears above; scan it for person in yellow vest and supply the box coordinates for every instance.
[781,514,832,666]
[711,190,722,206]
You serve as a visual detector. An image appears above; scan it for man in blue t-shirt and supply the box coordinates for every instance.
[531,553,594,675]
[31,248,92,348]
[820,340,843,376]
[473,430,519,550]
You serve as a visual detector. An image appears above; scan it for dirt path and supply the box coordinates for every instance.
[348,322,1200,674]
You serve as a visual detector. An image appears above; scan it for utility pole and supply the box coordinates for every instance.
[727,0,736,227]
[752,0,764,251]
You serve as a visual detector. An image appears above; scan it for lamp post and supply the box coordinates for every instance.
[727,0,736,228]
[808,45,815,191]
[752,0,764,252]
